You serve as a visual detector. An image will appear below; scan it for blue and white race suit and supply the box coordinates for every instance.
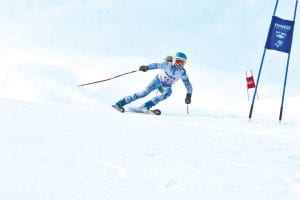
[115,61,193,109]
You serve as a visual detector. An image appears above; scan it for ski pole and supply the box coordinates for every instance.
[78,70,139,87]
[187,104,189,115]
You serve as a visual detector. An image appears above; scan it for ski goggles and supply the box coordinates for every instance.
[175,59,186,66]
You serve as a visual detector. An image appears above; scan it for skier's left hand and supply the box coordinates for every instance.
[164,56,173,63]
[185,93,192,104]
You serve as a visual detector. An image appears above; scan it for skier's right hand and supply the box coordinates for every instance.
[139,65,148,72]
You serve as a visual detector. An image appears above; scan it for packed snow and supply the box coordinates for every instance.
[1,98,300,200]
[1,1,300,199]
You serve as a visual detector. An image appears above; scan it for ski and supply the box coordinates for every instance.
[112,105,161,115]
[129,107,161,115]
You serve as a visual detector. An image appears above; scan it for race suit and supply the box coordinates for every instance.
[115,61,193,109]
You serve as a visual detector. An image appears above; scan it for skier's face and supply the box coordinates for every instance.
[175,59,186,68]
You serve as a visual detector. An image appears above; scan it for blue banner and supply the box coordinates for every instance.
[265,16,295,53]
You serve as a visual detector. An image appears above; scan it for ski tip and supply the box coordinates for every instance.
[152,109,161,115]
[112,105,125,113]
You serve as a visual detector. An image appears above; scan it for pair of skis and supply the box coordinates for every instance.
[112,105,161,115]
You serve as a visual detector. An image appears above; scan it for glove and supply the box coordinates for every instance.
[185,93,192,104]
[139,65,148,72]
[164,56,173,63]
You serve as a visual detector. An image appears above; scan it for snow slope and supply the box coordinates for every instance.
[1,99,300,200]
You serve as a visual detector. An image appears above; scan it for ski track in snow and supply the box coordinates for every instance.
[0,99,300,200]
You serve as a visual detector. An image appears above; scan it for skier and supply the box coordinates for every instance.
[112,52,193,113]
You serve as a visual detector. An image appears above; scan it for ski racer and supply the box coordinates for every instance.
[112,52,193,112]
